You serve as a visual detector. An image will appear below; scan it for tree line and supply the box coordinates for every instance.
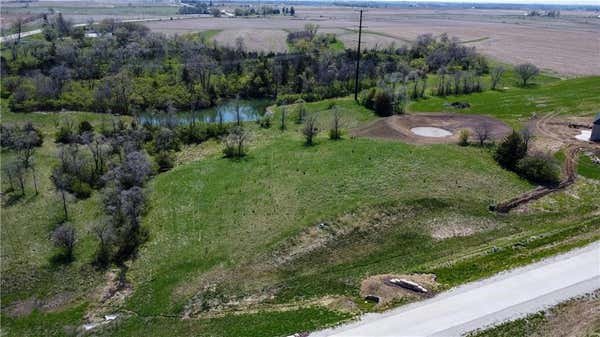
[2,21,493,117]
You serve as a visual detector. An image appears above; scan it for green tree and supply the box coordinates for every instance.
[494,131,528,170]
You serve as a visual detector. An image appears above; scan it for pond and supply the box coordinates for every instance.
[138,99,271,126]
[411,127,453,138]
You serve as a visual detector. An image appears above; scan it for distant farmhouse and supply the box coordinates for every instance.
[592,113,600,142]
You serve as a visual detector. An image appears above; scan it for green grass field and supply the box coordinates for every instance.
[1,75,599,337]
[410,75,600,127]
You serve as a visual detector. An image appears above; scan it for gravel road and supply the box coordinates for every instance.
[311,242,600,337]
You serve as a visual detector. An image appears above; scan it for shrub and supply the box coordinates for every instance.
[494,131,527,170]
[516,155,560,186]
[70,179,92,199]
[259,115,272,129]
[373,89,394,117]
[78,121,94,135]
[155,151,175,172]
[458,129,471,146]
[358,88,376,110]
[222,126,249,158]
[55,125,75,144]
[177,124,208,144]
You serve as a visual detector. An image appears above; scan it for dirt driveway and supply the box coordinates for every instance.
[351,113,512,145]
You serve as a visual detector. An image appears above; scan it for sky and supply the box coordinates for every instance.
[374,0,600,4]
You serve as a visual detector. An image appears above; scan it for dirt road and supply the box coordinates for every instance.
[310,242,600,337]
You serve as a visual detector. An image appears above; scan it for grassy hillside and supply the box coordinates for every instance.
[410,76,600,127]
[2,76,599,337]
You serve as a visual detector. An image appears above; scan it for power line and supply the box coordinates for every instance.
[354,9,364,102]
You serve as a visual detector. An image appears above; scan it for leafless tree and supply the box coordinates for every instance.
[14,130,41,194]
[234,95,242,126]
[280,107,287,131]
[514,63,540,86]
[329,106,344,140]
[92,221,114,264]
[222,126,250,158]
[51,224,77,261]
[51,167,70,220]
[12,16,26,42]
[302,114,319,145]
[520,126,534,150]
[490,66,505,90]
[82,133,109,177]
[474,123,491,146]
[296,101,306,124]
[235,37,245,53]
[5,161,26,195]
[120,186,145,229]
[104,151,152,190]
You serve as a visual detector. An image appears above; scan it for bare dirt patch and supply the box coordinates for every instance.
[533,293,600,337]
[4,292,77,318]
[352,113,511,145]
[360,274,438,309]
[529,113,598,153]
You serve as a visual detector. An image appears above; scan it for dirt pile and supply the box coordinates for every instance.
[360,274,438,309]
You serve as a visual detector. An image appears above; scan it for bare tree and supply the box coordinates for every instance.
[222,126,250,158]
[520,126,534,150]
[51,224,77,261]
[302,114,319,145]
[514,63,540,87]
[5,161,26,195]
[120,186,146,231]
[12,16,26,42]
[14,130,41,194]
[329,106,344,140]
[280,107,287,131]
[104,151,152,190]
[234,95,242,126]
[235,36,245,53]
[490,66,505,90]
[92,222,114,265]
[296,101,306,124]
[82,133,108,177]
[474,123,491,146]
[51,167,70,220]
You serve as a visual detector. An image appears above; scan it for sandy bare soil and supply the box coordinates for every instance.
[140,6,600,76]
[351,113,512,145]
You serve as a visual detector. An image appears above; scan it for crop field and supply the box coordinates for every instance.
[3,2,599,76]
[213,29,289,53]
[140,6,600,76]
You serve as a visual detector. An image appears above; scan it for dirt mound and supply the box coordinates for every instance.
[360,274,438,309]
[352,113,511,145]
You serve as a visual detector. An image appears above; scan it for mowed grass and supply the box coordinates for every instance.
[410,76,600,127]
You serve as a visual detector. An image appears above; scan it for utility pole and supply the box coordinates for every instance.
[354,9,364,101]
